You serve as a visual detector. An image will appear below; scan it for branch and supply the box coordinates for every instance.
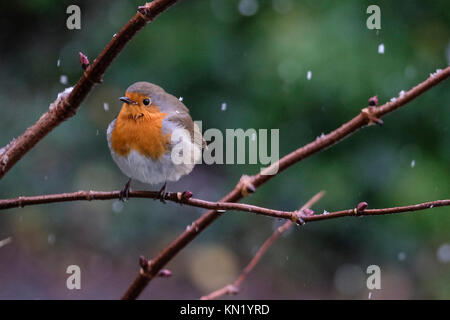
[200,191,325,300]
[200,199,450,298]
[0,0,180,180]
[0,190,310,223]
[303,199,450,221]
[121,66,450,300]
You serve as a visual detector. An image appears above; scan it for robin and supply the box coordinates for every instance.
[107,82,204,202]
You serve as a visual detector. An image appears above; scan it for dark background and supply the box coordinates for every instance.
[0,0,449,299]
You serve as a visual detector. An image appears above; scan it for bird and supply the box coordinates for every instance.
[107,81,204,202]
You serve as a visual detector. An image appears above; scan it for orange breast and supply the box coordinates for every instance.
[111,107,170,160]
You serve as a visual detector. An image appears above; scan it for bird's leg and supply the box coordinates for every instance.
[119,178,132,202]
[156,181,167,204]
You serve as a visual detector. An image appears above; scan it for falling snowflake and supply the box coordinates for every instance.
[60,75,68,85]
[410,160,415,168]
[238,0,259,16]
[307,70,312,80]
[221,102,227,111]
[112,201,124,213]
[437,243,450,263]
[378,43,385,54]
[103,102,109,111]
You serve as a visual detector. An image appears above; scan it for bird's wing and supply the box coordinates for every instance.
[165,112,206,149]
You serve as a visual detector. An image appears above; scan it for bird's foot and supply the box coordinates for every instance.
[155,182,167,204]
[119,179,131,202]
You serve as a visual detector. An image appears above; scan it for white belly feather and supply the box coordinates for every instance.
[107,119,201,185]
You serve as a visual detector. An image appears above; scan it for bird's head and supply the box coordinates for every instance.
[119,81,166,118]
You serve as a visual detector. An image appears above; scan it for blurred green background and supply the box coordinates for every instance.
[0,0,449,299]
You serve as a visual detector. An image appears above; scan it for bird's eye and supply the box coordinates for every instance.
[143,98,151,106]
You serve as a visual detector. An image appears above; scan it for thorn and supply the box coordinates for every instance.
[139,255,156,279]
[79,52,90,70]
[355,201,368,214]
[368,95,378,107]
[137,5,151,18]
[181,191,193,200]
[293,211,306,225]
[302,208,314,216]
[247,184,256,193]
[80,52,102,84]
[239,175,256,197]
[361,107,383,126]
[139,255,149,271]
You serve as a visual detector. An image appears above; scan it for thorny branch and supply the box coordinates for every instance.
[3,190,446,299]
[200,197,450,300]
[122,66,450,300]
[2,189,446,222]
[0,190,314,223]
[0,0,180,180]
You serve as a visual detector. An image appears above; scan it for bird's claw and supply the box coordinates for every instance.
[119,179,131,202]
[155,182,167,204]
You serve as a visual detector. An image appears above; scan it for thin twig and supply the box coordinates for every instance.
[0,0,180,180]
[200,198,450,299]
[304,199,450,221]
[2,191,446,221]
[121,66,450,300]
[201,191,325,300]
[0,190,309,222]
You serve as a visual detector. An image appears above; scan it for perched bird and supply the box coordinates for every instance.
[107,82,204,201]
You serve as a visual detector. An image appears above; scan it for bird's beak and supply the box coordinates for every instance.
[119,96,137,105]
